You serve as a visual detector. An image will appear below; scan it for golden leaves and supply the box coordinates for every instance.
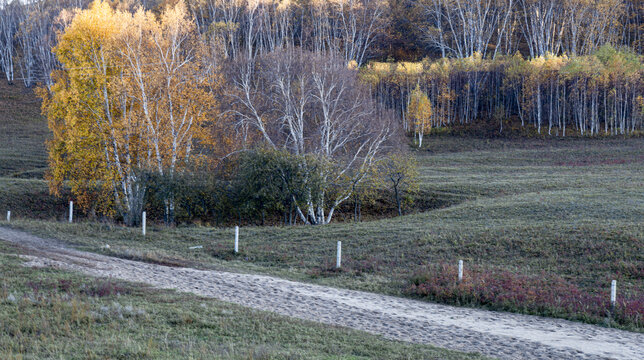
[408,84,433,132]
[41,0,226,215]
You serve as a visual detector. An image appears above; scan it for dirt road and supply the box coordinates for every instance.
[1,226,641,360]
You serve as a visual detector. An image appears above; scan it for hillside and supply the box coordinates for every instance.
[0,83,69,220]
[0,81,49,178]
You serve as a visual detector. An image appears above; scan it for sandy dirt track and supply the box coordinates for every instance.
[1,226,642,360]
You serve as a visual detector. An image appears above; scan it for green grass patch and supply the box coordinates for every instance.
[0,178,70,220]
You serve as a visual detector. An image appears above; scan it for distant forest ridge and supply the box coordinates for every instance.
[1,0,643,87]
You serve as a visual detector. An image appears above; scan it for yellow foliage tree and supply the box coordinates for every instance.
[407,84,432,147]
[40,0,223,225]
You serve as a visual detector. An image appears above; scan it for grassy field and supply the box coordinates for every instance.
[0,242,484,359]
[1,84,642,331]
[4,137,642,330]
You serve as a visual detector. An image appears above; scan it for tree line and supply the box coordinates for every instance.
[362,48,644,139]
[2,0,644,87]
[411,0,640,59]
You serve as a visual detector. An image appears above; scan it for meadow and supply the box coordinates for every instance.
[1,82,642,332]
[0,83,492,359]
[0,242,484,359]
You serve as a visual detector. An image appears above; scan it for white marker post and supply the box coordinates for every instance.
[234,226,239,253]
[458,260,463,282]
[336,241,342,268]
[68,201,73,223]
[611,280,617,309]
[6,211,10,222]
[142,211,146,236]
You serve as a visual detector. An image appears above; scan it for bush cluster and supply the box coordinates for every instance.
[408,263,643,329]
[139,149,419,226]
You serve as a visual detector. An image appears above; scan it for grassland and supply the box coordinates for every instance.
[4,136,642,330]
[1,83,642,331]
[0,242,484,359]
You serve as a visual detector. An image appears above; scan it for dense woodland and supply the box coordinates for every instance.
[1,0,643,84]
[365,50,643,141]
[0,0,643,225]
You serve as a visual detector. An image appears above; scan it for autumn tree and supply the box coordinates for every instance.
[41,0,224,225]
[407,83,432,147]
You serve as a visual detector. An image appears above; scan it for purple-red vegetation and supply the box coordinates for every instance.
[409,263,643,329]
[82,279,128,298]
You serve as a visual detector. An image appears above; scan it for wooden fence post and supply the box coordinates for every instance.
[611,280,617,310]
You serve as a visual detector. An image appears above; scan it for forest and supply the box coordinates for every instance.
[0,0,643,225]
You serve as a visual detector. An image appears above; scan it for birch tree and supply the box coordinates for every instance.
[0,0,18,83]
[415,0,515,59]
[407,83,432,147]
[42,0,223,225]
[227,48,396,224]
